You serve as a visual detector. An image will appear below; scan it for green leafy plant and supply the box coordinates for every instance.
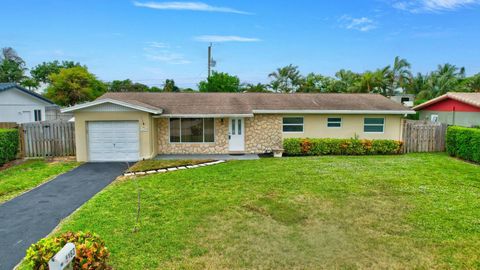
[446,126,480,163]
[0,128,19,165]
[283,138,402,156]
[24,231,111,270]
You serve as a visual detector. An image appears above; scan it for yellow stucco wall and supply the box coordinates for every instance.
[282,114,404,141]
[73,111,156,162]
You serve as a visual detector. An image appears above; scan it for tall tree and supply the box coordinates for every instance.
[162,79,180,92]
[0,47,26,83]
[406,73,430,96]
[45,66,106,106]
[198,71,240,92]
[268,64,303,93]
[30,60,82,84]
[389,56,412,95]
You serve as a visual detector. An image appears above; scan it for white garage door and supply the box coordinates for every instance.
[88,121,140,162]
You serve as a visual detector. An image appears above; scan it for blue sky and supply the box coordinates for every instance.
[1,0,479,88]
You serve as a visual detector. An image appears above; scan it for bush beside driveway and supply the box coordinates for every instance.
[52,153,480,269]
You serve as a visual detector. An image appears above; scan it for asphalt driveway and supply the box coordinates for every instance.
[0,162,128,270]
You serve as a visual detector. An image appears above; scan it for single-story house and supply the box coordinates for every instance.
[0,83,56,123]
[62,92,415,162]
[414,92,480,127]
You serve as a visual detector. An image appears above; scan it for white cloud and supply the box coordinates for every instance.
[392,0,479,12]
[146,41,169,48]
[339,16,377,32]
[133,1,252,15]
[194,35,260,42]
[143,42,190,64]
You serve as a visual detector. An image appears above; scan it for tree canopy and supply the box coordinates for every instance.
[30,60,83,84]
[45,66,106,106]
[199,71,240,92]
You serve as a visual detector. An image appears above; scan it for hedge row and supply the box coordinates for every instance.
[283,138,403,156]
[0,128,19,166]
[446,126,480,163]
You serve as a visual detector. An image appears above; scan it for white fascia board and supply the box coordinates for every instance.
[153,113,254,118]
[61,99,163,114]
[252,109,416,115]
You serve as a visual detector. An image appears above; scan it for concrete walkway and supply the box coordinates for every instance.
[0,162,128,270]
[156,153,260,160]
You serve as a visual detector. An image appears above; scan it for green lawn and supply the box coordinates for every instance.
[0,160,80,203]
[50,153,479,269]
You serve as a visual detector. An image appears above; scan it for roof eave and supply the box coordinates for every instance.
[61,98,163,114]
[153,113,254,118]
[252,109,416,115]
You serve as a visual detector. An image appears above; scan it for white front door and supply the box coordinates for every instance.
[88,121,140,162]
[229,117,245,152]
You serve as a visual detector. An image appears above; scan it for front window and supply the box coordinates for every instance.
[327,117,342,128]
[170,118,214,143]
[430,114,439,123]
[364,118,385,133]
[34,110,42,122]
[283,117,304,132]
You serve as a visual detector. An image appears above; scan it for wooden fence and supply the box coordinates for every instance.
[402,120,448,153]
[21,121,76,157]
[0,122,18,129]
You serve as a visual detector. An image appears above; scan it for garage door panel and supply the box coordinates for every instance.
[88,121,140,162]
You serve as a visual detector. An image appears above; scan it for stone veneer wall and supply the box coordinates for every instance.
[157,115,283,154]
[245,114,283,153]
[157,118,229,154]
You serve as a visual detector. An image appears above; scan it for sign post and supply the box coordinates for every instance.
[48,242,76,270]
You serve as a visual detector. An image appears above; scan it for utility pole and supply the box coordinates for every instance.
[208,43,212,78]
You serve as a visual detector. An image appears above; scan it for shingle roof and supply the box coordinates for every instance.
[0,83,54,104]
[97,92,413,115]
[413,92,480,110]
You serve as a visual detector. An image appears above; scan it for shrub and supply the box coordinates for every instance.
[283,138,402,156]
[24,231,111,270]
[446,126,480,163]
[0,128,19,166]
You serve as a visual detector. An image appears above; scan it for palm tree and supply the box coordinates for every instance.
[268,64,302,93]
[407,73,431,98]
[467,74,480,92]
[334,69,361,93]
[389,56,412,95]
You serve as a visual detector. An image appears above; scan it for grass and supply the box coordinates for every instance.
[127,159,214,173]
[44,153,479,269]
[0,159,80,203]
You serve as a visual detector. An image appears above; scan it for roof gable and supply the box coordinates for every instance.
[414,92,480,111]
[61,98,163,114]
[0,83,54,105]
[417,98,480,112]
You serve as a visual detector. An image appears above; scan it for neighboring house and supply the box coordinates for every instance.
[0,83,68,123]
[62,92,414,162]
[390,94,415,108]
[414,92,480,127]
